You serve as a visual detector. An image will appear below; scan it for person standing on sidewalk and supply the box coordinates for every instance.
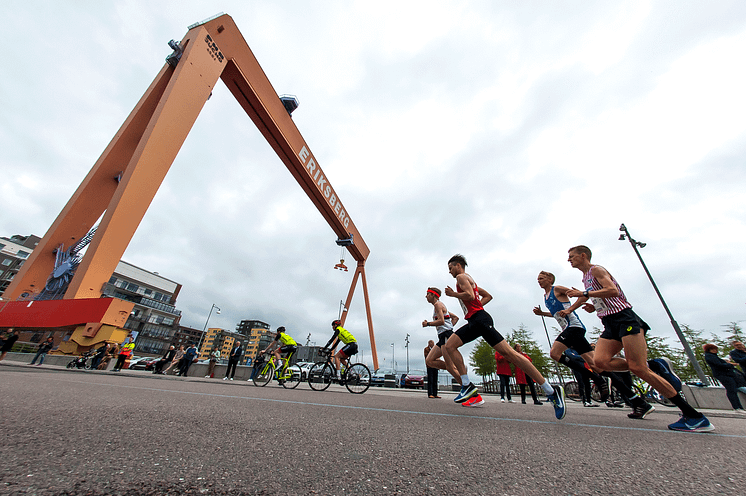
[563,245,713,432]
[424,340,440,398]
[514,343,543,405]
[494,349,515,403]
[206,348,221,378]
[112,337,135,372]
[29,336,55,366]
[224,341,242,380]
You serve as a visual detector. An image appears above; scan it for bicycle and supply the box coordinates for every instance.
[630,375,680,407]
[252,351,301,389]
[307,349,371,394]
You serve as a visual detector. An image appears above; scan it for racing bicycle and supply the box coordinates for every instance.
[307,349,371,394]
[252,351,302,389]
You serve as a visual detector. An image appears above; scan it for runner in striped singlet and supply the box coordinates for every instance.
[562,245,713,432]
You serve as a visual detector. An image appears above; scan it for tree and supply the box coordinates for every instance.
[469,338,496,384]
[677,324,709,381]
[721,322,744,344]
[506,324,552,378]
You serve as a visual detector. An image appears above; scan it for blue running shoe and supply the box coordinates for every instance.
[454,383,478,403]
[649,358,682,392]
[547,386,566,420]
[668,415,714,432]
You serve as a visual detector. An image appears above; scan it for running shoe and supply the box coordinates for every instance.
[583,402,599,407]
[547,387,566,420]
[454,383,478,403]
[649,358,682,392]
[667,415,714,432]
[462,394,485,407]
[627,402,655,419]
[596,379,610,402]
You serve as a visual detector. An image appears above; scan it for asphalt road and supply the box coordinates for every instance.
[1,363,744,496]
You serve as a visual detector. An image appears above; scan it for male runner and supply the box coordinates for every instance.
[423,287,483,406]
[323,320,358,379]
[563,245,713,432]
[443,254,566,419]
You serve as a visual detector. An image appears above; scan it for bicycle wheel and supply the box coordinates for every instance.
[344,363,370,394]
[252,362,275,387]
[281,365,302,389]
[308,362,334,391]
[564,381,581,401]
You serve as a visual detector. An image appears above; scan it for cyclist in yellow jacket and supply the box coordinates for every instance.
[323,320,358,379]
[261,326,298,372]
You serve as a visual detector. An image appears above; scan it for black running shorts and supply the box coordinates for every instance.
[555,326,593,355]
[340,342,358,357]
[436,330,454,348]
[454,310,504,347]
[600,308,650,342]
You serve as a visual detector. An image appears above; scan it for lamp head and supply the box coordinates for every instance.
[638,242,646,248]
[618,234,626,241]
[619,223,627,232]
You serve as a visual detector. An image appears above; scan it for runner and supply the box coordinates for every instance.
[563,245,713,432]
[443,254,565,419]
[422,287,482,406]
[533,271,646,407]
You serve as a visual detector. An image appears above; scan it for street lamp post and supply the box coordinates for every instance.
[405,333,410,373]
[197,304,221,356]
[618,224,708,383]
[391,342,395,373]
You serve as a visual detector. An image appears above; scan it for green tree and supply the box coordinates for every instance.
[677,324,709,381]
[721,322,744,345]
[469,338,496,383]
[506,324,552,378]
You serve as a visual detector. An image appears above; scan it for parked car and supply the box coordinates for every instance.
[400,370,426,389]
[372,368,397,387]
[295,362,316,380]
[128,356,155,370]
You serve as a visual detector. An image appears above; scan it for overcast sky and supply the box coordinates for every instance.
[2,1,745,373]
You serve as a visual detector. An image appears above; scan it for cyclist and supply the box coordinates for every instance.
[260,326,298,379]
[323,320,358,379]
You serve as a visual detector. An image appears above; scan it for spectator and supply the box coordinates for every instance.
[29,336,55,366]
[112,337,135,372]
[90,343,110,370]
[224,341,242,380]
[206,348,221,378]
[514,343,542,405]
[424,340,440,398]
[98,344,118,370]
[703,343,746,413]
[0,329,20,361]
[178,343,198,376]
[154,346,176,374]
[163,345,184,375]
[494,350,515,403]
[729,341,746,378]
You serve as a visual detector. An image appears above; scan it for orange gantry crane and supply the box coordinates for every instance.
[2,14,378,367]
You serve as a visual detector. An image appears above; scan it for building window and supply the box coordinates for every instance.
[126,282,139,292]
[144,288,152,296]
[17,250,30,259]
[1,259,11,266]
[109,276,117,284]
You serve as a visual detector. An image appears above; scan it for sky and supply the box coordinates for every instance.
[2,1,745,374]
